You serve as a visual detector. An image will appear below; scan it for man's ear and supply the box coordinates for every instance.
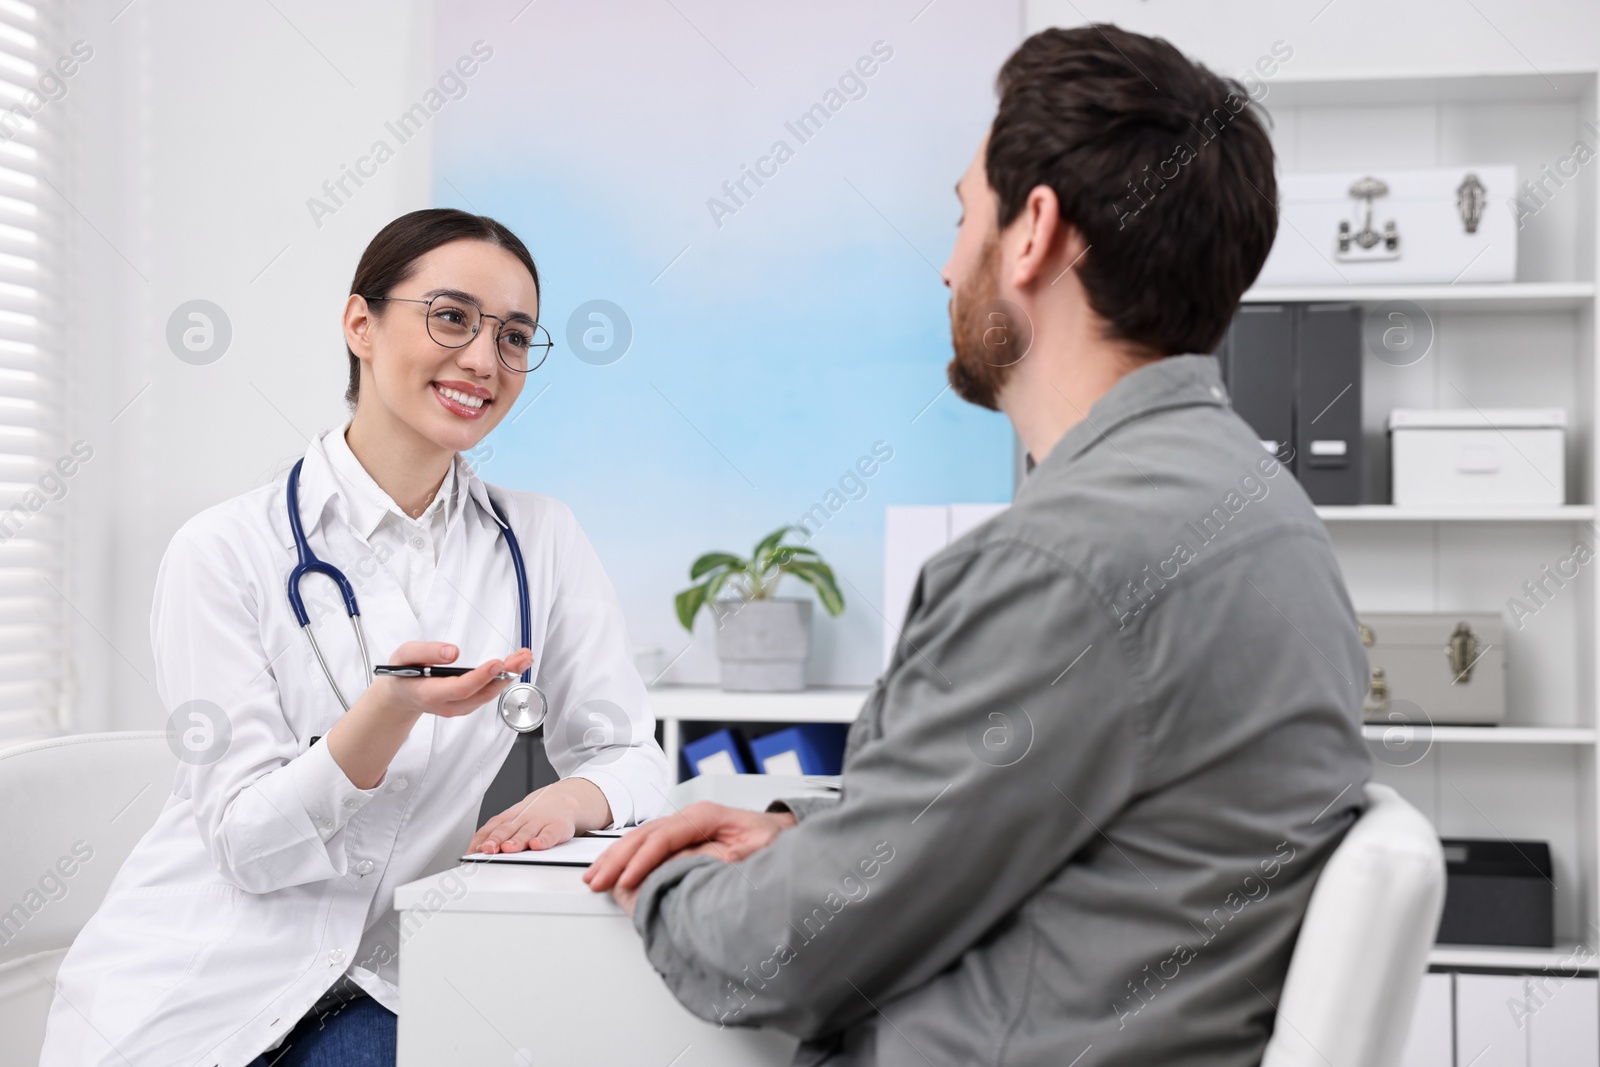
[1008,184,1085,290]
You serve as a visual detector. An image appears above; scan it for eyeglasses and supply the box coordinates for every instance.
[365,293,553,374]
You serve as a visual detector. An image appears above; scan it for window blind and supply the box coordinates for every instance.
[0,0,67,742]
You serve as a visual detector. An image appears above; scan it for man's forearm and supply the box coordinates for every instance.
[766,794,841,822]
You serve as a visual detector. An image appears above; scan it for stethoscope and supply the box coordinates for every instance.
[284,457,548,732]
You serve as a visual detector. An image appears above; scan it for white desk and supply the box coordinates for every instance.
[394,776,835,1066]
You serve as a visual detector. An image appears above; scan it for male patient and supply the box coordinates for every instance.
[587,23,1372,1067]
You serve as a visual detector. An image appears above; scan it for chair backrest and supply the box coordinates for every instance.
[1260,783,1446,1067]
[0,732,175,1064]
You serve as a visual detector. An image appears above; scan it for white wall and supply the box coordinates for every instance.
[62,0,435,732]
[1027,0,1600,78]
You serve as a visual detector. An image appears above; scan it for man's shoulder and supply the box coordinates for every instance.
[947,407,1329,604]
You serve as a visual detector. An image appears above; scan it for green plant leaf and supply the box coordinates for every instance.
[689,552,746,580]
[784,558,835,580]
[784,560,845,616]
[674,583,709,632]
[762,546,817,576]
[704,569,736,605]
[751,525,796,566]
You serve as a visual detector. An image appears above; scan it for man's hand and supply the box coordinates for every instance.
[611,882,641,916]
[583,801,797,895]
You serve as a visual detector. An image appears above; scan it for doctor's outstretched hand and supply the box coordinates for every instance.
[372,641,534,719]
[583,802,797,914]
[324,641,533,792]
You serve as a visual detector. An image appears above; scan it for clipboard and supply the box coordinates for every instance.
[460,832,622,868]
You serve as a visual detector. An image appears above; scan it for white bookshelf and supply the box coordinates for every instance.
[1255,69,1600,969]
[648,686,869,778]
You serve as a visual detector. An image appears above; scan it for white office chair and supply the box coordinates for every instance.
[0,732,175,1066]
[1261,783,1446,1067]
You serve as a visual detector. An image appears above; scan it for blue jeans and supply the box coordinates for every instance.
[246,993,396,1067]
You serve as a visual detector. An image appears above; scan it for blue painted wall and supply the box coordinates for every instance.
[434,1,1020,685]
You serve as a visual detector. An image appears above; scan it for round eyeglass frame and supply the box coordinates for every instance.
[364,293,553,374]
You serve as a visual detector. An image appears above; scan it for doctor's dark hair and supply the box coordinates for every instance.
[986,25,1277,356]
[344,208,541,407]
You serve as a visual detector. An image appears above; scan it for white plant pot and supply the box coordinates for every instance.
[713,598,812,692]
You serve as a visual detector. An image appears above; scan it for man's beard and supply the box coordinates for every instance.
[946,236,1031,412]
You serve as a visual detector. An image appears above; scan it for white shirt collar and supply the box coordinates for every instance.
[280,422,502,550]
[322,420,456,540]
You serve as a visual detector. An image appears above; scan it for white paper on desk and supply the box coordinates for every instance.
[460,835,617,867]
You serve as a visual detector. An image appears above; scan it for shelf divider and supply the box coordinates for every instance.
[1363,724,1597,745]
[1430,943,1594,971]
[1317,505,1595,523]
[1242,282,1595,312]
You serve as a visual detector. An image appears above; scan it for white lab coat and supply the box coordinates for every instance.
[39,425,670,1067]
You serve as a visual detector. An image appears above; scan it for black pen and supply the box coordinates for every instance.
[373,665,519,680]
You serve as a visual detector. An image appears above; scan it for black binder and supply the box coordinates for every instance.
[1219,302,1364,504]
[1294,304,1363,505]
[1219,304,1296,471]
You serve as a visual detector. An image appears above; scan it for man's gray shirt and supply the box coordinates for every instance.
[632,354,1374,1066]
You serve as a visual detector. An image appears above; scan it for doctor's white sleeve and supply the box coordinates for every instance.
[151,516,379,894]
[535,501,670,828]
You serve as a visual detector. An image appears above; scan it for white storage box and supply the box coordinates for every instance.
[1255,165,1516,287]
[1389,408,1566,507]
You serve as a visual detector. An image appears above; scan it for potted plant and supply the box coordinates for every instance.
[674,526,845,691]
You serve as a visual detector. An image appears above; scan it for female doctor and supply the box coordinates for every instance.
[40,209,670,1067]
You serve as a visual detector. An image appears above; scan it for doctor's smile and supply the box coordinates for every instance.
[430,379,492,417]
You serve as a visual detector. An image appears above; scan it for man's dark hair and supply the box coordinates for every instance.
[987,25,1277,355]
[344,208,540,407]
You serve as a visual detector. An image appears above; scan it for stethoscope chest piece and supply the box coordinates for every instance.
[498,682,548,733]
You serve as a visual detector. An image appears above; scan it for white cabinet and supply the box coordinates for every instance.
[1438,972,1600,1067]
[1400,973,1454,1067]
[1527,976,1599,1067]
[1457,974,1531,1067]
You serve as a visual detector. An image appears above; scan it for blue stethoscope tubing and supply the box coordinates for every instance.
[284,457,547,731]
